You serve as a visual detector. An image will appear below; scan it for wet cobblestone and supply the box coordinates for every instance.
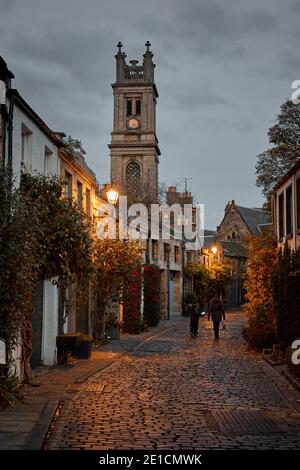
[47,313,300,450]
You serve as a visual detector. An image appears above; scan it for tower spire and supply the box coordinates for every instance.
[115,41,126,82]
[143,40,155,82]
[117,41,123,53]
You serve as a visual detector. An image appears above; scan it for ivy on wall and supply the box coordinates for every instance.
[0,170,93,385]
[143,265,161,327]
[122,269,142,334]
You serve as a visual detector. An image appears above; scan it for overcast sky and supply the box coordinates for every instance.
[0,0,298,228]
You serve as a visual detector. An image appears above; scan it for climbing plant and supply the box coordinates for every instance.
[243,234,278,349]
[0,169,93,385]
[272,244,300,350]
[92,238,143,338]
[185,263,211,307]
[143,264,161,327]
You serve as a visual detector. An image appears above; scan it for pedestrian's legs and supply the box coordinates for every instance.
[195,316,199,337]
[190,316,194,337]
[213,321,220,339]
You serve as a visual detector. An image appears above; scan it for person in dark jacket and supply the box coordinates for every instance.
[188,301,200,338]
[208,292,225,339]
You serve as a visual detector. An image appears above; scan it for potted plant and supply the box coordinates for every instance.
[73,334,93,359]
[56,334,78,365]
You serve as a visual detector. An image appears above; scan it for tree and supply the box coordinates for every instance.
[209,261,231,299]
[63,135,86,156]
[243,234,278,349]
[92,238,143,338]
[256,100,300,204]
[185,263,211,307]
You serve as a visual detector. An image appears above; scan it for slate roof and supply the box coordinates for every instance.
[236,206,271,235]
[221,241,248,258]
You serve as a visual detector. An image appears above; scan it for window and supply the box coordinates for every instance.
[175,246,180,263]
[136,98,141,115]
[21,124,32,169]
[125,161,141,193]
[65,171,72,199]
[286,185,293,236]
[86,188,91,218]
[44,147,53,175]
[278,193,284,239]
[164,243,170,262]
[297,178,300,231]
[126,99,132,116]
[152,240,159,260]
[77,181,83,208]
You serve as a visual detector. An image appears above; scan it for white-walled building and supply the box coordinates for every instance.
[0,57,63,374]
[272,159,300,251]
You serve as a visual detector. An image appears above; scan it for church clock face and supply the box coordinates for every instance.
[128,118,139,130]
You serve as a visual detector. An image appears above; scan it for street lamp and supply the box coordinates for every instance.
[106,187,119,205]
[211,245,218,255]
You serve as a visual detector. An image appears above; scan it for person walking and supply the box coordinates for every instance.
[208,292,225,340]
[188,300,200,338]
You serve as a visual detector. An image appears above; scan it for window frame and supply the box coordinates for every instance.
[278,191,284,241]
[285,184,293,238]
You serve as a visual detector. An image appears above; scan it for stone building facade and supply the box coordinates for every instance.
[216,200,271,307]
[109,41,160,204]
[108,44,184,319]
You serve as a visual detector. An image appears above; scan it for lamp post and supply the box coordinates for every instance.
[211,245,218,255]
[106,187,119,206]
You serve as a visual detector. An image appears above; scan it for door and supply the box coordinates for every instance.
[30,278,43,369]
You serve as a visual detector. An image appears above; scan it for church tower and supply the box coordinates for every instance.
[109,41,160,203]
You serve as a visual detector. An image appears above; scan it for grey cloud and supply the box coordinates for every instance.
[0,0,298,228]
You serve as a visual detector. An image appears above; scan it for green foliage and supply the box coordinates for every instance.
[256,100,300,203]
[123,270,142,334]
[185,263,211,306]
[0,367,24,410]
[243,305,278,350]
[92,238,143,338]
[209,261,231,299]
[143,265,160,327]
[0,169,41,361]
[0,169,93,382]
[243,235,278,350]
[63,135,86,156]
[185,261,230,307]
[272,244,300,350]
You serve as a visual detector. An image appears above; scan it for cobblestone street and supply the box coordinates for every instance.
[46,312,300,450]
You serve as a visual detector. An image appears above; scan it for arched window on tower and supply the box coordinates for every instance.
[125,161,141,196]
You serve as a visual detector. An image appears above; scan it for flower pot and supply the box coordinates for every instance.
[73,341,92,359]
[56,335,77,365]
